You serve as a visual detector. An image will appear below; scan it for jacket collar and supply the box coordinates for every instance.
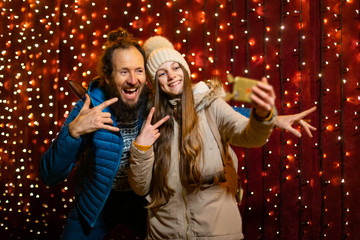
[193,79,226,112]
[87,80,109,110]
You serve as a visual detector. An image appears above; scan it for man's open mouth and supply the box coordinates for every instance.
[123,88,138,96]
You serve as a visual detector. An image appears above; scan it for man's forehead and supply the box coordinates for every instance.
[113,46,142,58]
[112,47,145,69]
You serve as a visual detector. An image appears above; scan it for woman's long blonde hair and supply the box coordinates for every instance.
[149,65,203,208]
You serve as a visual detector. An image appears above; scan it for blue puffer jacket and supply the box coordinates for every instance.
[40,80,143,228]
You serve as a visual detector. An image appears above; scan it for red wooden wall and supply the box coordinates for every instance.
[1,0,360,239]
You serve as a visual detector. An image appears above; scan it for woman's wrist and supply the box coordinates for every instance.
[133,141,152,151]
[253,107,274,122]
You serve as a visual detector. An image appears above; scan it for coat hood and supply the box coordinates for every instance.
[193,78,227,112]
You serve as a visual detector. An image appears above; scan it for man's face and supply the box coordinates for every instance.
[107,46,146,107]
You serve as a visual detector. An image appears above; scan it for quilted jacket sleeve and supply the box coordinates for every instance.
[128,142,155,196]
[39,100,85,186]
[210,98,276,148]
[232,106,251,118]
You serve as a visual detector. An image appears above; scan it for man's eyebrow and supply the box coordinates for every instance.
[117,67,128,70]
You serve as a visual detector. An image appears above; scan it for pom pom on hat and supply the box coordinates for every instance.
[143,36,174,58]
[143,36,190,85]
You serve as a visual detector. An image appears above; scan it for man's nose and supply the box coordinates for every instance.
[127,72,137,85]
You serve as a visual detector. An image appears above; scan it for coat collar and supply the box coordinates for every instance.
[193,79,226,112]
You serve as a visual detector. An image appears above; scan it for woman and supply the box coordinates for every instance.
[129,36,277,240]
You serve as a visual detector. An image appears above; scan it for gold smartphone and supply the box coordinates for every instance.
[227,74,259,103]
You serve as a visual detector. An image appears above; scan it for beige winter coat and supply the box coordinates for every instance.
[129,81,276,240]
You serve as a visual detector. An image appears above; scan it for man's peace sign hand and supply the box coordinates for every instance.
[69,94,120,138]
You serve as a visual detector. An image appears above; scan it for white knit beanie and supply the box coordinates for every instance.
[143,36,191,85]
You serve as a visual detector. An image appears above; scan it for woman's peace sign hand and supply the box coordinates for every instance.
[134,107,170,147]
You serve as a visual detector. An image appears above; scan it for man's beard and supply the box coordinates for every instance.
[102,81,150,124]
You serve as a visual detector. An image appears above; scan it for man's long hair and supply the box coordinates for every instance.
[149,65,203,208]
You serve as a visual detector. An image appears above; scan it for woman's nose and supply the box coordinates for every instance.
[168,70,175,80]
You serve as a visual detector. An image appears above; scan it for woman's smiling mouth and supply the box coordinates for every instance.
[169,80,182,87]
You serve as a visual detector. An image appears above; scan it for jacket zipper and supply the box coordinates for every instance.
[182,187,190,240]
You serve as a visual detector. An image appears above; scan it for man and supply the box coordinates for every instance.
[40,27,149,239]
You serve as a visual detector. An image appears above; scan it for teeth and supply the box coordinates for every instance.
[169,81,180,87]
[126,88,137,92]
[124,88,137,95]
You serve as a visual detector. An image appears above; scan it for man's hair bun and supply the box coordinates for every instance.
[107,27,129,42]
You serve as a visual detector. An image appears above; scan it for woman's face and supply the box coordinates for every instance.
[156,61,184,97]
